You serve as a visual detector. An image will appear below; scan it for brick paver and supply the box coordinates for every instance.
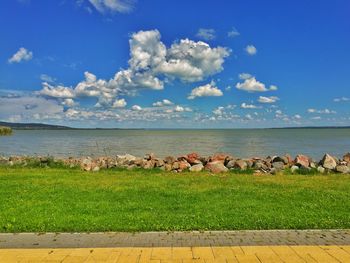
[1,230,349,248]
[1,245,350,262]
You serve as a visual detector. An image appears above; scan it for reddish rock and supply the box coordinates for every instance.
[209,153,228,163]
[294,154,310,168]
[205,161,229,173]
[186,152,201,165]
[178,160,191,170]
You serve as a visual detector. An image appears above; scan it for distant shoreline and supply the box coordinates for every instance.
[1,121,350,130]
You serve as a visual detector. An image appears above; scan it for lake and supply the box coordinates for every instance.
[0,129,349,159]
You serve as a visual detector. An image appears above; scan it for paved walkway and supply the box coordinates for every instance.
[1,230,350,248]
[1,230,350,262]
[1,245,350,262]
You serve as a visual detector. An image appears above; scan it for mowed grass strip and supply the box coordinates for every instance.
[0,167,349,232]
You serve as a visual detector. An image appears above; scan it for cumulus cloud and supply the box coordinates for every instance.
[258,96,279,104]
[236,77,267,92]
[39,82,75,98]
[152,99,173,107]
[240,103,260,109]
[88,0,135,13]
[188,81,223,99]
[245,45,257,55]
[8,47,33,63]
[131,105,142,111]
[307,108,336,114]
[62,98,77,107]
[227,27,240,38]
[196,28,216,40]
[38,30,230,108]
[112,98,127,108]
[236,74,278,93]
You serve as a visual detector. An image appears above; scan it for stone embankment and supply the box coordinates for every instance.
[1,152,350,174]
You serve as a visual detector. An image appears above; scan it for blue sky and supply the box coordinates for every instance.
[0,0,349,128]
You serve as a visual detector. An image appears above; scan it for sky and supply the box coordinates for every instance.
[0,0,349,128]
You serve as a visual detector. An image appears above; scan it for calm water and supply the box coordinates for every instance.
[0,129,349,159]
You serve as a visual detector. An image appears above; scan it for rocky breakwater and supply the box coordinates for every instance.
[1,152,350,175]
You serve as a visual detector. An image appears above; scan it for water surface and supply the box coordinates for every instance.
[0,129,349,159]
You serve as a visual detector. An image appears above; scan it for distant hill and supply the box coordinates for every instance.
[0,121,73,130]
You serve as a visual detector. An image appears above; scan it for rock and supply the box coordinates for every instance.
[172,161,180,170]
[343,153,350,163]
[234,160,247,170]
[284,154,293,165]
[116,154,136,165]
[142,160,155,169]
[81,157,93,171]
[336,165,350,174]
[186,152,201,165]
[252,161,268,171]
[164,163,172,171]
[320,154,337,170]
[154,159,164,167]
[294,154,310,168]
[310,162,317,169]
[291,165,299,173]
[246,159,254,168]
[178,160,191,171]
[92,166,100,172]
[189,163,204,172]
[205,161,229,173]
[226,160,236,169]
[144,153,155,160]
[272,161,284,170]
[164,156,176,164]
[317,166,325,174]
[272,156,286,164]
[209,153,227,164]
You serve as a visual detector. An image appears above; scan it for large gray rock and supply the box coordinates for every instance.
[225,160,236,169]
[205,161,229,173]
[189,163,204,172]
[320,154,337,170]
[81,157,93,171]
[336,165,349,174]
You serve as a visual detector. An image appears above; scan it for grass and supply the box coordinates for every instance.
[0,166,349,233]
[0,126,12,136]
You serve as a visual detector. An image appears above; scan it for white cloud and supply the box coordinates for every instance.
[62,98,76,107]
[38,30,230,108]
[311,116,322,120]
[245,114,253,120]
[307,108,336,114]
[131,105,142,111]
[236,77,268,92]
[152,99,173,107]
[39,82,75,99]
[239,73,253,80]
[293,114,302,119]
[8,47,33,63]
[258,96,279,104]
[188,81,223,99]
[334,97,349,102]
[112,98,127,108]
[227,27,240,38]
[88,0,135,14]
[196,28,216,40]
[241,103,260,109]
[245,45,257,55]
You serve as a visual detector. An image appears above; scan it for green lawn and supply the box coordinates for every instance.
[0,167,349,232]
